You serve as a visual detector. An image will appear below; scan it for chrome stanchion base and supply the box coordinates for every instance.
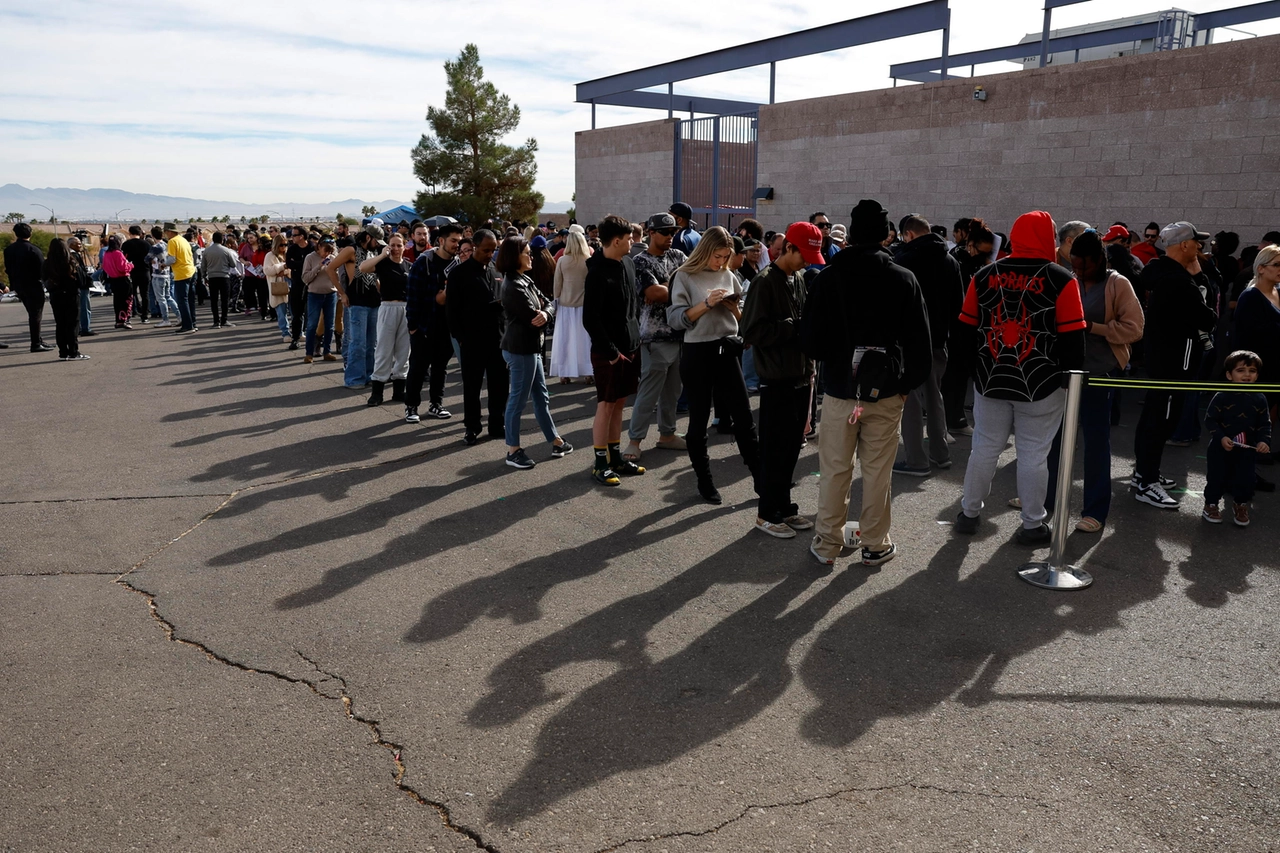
[1017,562,1093,590]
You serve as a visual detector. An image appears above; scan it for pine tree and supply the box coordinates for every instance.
[412,44,543,224]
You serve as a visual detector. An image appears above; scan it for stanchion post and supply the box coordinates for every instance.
[1017,370,1093,590]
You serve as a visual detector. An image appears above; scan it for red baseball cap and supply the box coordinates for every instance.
[1101,225,1128,243]
[785,221,825,266]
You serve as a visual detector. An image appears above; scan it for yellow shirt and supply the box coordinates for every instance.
[167,236,195,281]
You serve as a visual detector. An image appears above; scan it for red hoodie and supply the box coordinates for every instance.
[959,211,1086,402]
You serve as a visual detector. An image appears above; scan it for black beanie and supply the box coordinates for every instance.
[849,199,889,244]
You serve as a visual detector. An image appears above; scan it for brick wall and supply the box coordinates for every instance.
[755,33,1280,239]
[575,34,1280,242]
[575,118,676,226]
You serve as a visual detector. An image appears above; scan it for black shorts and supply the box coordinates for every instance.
[591,349,641,403]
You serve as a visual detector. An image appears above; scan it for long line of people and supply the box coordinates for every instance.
[5,203,1275,566]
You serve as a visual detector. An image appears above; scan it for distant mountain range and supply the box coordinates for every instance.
[0,184,573,221]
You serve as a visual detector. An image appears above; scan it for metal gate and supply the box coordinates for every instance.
[673,112,758,231]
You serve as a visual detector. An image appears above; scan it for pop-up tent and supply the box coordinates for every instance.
[371,204,420,225]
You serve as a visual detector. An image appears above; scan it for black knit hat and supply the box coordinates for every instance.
[849,199,889,244]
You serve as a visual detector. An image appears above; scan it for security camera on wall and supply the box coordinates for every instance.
[973,86,987,101]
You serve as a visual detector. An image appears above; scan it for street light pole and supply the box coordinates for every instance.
[114,208,131,223]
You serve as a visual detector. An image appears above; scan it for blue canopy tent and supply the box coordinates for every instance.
[369,204,420,226]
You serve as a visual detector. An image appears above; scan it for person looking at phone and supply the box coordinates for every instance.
[668,226,760,504]
[583,214,645,486]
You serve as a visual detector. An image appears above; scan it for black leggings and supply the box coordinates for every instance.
[679,340,759,489]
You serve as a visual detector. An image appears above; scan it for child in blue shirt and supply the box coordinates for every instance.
[1203,349,1272,527]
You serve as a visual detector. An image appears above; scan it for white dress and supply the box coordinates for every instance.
[550,254,594,378]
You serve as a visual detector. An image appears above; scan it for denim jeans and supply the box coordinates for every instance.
[79,289,92,333]
[343,304,378,387]
[1046,381,1116,523]
[173,277,195,330]
[151,276,179,322]
[274,301,292,337]
[305,292,336,356]
[503,350,559,447]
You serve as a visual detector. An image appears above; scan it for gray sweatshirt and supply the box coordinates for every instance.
[200,242,240,279]
[667,267,743,343]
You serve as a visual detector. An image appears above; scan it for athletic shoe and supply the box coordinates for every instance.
[1014,523,1052,545]
[950,425,974,437]
[426,403,452,420]
[1233,503,1251,527]
[31,343,52,352]
[892,462,931,477]
[222,322,235,328]
[154,321,172,328]
[288,340,299,351]
[954,511,980,534]
[80,329,99,336]
[613,458,645,476]
[592,467,620,485]
[804,425,818,440]
[1202,504,1223,524]
[755,518,797,539]
[463,432,481,446]
[1165,439,1192,447]
[932,459,953,470]
[506,449,536,470]
[68,354,90,360]
[1134,481,1179,509]
[809,540,835,566]
[783,515,814,530]
[1129,473,1176,491]
[862,543,898,566]
[404,406,420,424]
[550,440,574,458]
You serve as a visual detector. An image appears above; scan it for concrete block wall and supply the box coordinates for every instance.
[575,118,676,226]
[755,34,1280,239]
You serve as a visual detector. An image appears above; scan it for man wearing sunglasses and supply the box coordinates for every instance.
[1131,221,1162,266]
[624,212,689,462]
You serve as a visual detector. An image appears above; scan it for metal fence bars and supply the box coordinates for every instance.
[673,113,758,231]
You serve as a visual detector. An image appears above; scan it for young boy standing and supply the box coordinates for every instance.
[1203,350,1272,527]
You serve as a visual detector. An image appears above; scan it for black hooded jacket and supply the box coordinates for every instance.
[1140,255,1218,379]
[894,233,965,352]
[799,244,932,400]
[582,252,641,360]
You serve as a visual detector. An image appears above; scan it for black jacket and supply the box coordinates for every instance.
[1140,256,1218,379]
[582,253,640,360]
[3,239,43,291]
[740,263,811,383]
[446,258,504,345]
[800,244,933,400]
[894,234,964,352]
[501,272,554,355]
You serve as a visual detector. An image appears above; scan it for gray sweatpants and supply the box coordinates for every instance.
[900,347,950,468]
[628,340,682,442]
[961,388,1066,529]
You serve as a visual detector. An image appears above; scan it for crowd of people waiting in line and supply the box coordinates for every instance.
[4,200,1276,566]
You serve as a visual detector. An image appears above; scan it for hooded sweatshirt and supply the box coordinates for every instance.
[894,232,965,352]
[1139,255,1218,379]
[799,244,932,400]
[958,211,1087,402]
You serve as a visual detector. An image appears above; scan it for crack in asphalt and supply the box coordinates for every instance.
[96,442,509,852]
[0,493,236,506]
[114,577,502,852]
[594,782,1048,851]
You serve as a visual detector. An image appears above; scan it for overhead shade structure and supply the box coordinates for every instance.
[576,0,952,124]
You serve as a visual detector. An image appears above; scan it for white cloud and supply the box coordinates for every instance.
[2,0,1274,207]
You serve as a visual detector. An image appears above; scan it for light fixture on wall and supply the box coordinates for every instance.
[973,86,987,101]
[753,187,775,201]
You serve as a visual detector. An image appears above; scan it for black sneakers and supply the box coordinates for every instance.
[506,449,536,469]
[1014,523,1052,545]
[862,543,897,566]
[426,403,451,420]
[954,512,979,534]
[550,440,574,458]
[404,406,420,424]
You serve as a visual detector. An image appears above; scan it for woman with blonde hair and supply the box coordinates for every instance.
[264,233,292,341]
[550,229,594,384]
[1233,242,1280,401]
[667,225,760,503]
